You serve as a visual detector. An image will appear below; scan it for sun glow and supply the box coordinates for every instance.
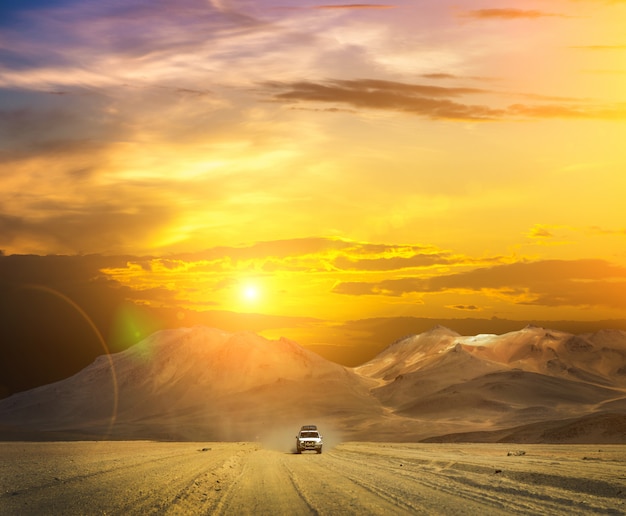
[242,283,260,303]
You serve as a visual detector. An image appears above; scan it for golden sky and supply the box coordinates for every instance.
[1,0,626,359]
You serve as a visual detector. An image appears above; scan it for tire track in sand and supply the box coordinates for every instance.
[211,448,316,515]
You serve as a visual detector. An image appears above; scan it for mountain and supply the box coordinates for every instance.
[1,325,625,443]
[356,325,626,437]
[0,327,381,441]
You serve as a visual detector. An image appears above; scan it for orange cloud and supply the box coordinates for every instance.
[333,253,454,271]
[508,103,626,119]
[333,259,626,309]
[266,79,626,121]
[459,9,565,20]
[527,224,560,240]
[449,304,481,311]
[267,79,503,121]
[570,45,626,50]
[587,226,626,237]
[315,4,396,9]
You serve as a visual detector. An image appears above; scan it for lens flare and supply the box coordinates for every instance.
[20,284,119,439]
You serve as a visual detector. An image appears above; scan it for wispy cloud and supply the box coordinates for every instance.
[570,45,626,50]
[587,226,626,237]
[508,102,626,119]
[527,224,556,239]
[332,252,454,271]
[459,9,567,20]
[266,78,626,121]
[314,4,396,9]
[449,304,481,312]
[266,79,503,121]
[420,73,459,80]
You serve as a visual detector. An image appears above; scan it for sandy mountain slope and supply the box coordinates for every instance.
[0,327,382,441]
[458,327,626,387]
[397,369,622,423]
[358,326,626,388]
[356,325,626,434]
[423,412,626,444]
[354,326,464,380]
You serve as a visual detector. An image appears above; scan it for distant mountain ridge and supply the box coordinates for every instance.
[1,325,625,443]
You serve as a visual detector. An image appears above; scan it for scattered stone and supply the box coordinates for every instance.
[200,447,211,452]
[507,450,526,456]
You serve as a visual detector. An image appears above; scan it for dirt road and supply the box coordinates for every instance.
[1,441,625,515]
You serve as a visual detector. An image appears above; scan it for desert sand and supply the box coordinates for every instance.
[1,440,624,515]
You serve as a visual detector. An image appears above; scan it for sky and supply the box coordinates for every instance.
[1,0,626,379]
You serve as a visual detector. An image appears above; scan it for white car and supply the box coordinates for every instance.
[296,425,323,454]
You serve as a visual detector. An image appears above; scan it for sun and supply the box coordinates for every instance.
[241,283,260,303]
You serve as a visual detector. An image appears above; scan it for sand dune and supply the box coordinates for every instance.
[1,325,625,443]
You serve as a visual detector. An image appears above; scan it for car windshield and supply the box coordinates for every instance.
[301,431,318,438]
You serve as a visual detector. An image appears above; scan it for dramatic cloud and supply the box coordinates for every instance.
[2,0,626,387]
[333,260,626,309]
